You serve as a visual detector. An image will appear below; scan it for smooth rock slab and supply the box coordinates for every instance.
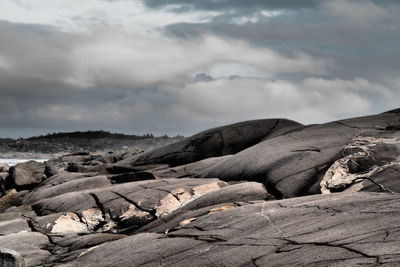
[0,217,31,235]
[23,175,112,205]
[115,119,301,167]
[201,112,400,198]
[65,192,400,267]
[179,181,273,211]
[152,155,233,178]
[0,232,51,267]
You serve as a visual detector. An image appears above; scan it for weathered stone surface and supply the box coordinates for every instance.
[0,217,31,235]
[153,155,233,178]
[355,165,400,193]
[1,109,400,266]
[44,160,66,177]
[138,202,251,235]
[9,161,46,189]
[23,175,112,205]
[65,192,400,267]
[0,190,27,212]
[31,178,228,233]
[0,232,51,266]
[201,112,400,198]
[180,182,273,211]
[40,172,97,187]
[110,163,169,174]
[321,134,400,194]
[50,233,127,263]
[66,162,112,174]
[115,119,302,167]
[0,248,26,267]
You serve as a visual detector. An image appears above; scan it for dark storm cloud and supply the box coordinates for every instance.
[161,0,400,83]
[143,0,321,11]
[0,19,330,137]
[1,0,400,138]
[142,0,400,15]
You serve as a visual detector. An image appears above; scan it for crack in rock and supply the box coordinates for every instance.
[281,238,381,264]
[321,136,400,193]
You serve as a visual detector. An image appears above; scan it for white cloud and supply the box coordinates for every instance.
[0,0,220,33]
[67,32,329,87]
[165,77,392,124]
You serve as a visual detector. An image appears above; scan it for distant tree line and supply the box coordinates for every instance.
[26,130,158,140]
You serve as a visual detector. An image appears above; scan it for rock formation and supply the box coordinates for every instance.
[1,109,400,266]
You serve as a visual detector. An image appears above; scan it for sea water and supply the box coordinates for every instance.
[0,158,48,166]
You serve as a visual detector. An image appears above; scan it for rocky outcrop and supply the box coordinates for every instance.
[200,111,400,198]
[115,119,302,168]
[8,161,46,190]
[0,164,9,173]
[0,109,400,266]
[64,192,400,267]
[320,134,400,193]
[29,178,228,235]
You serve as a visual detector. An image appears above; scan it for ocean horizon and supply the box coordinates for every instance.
[0,158,48,166]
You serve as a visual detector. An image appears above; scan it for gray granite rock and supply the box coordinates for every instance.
[201,112,400,198]
[9,161,46,190]
[64,192,400,267]
[115,119,302,168]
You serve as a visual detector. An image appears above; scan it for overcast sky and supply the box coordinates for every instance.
[0,0,399,137]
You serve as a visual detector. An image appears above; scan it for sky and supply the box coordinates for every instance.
[0,0,399,137]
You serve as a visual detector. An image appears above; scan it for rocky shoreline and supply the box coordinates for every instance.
[0,131,184,160]
[1,109,400,266]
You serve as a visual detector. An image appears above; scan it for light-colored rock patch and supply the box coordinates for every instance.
[51,213,88,234]
[321,136,400,193]
[121,204,150,220]
[156,182,224,217]
[81,208,104,230]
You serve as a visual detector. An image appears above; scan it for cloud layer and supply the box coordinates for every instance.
[0,0,399,137]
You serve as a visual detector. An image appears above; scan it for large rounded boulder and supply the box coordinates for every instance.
[115,119,302,168]
[200,111,400,198]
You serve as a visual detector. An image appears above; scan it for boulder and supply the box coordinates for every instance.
[0,172,9,195]
[9,161,45,190]
[44,160,66,177]
[0,164,9,172]
[115,119,302,168]
[0,232,50,266]
[200,112,400,198]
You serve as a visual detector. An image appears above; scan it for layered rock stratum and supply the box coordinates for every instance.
[1,109,400,266]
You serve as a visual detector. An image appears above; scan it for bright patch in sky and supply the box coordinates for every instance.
[0,0,220,33]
